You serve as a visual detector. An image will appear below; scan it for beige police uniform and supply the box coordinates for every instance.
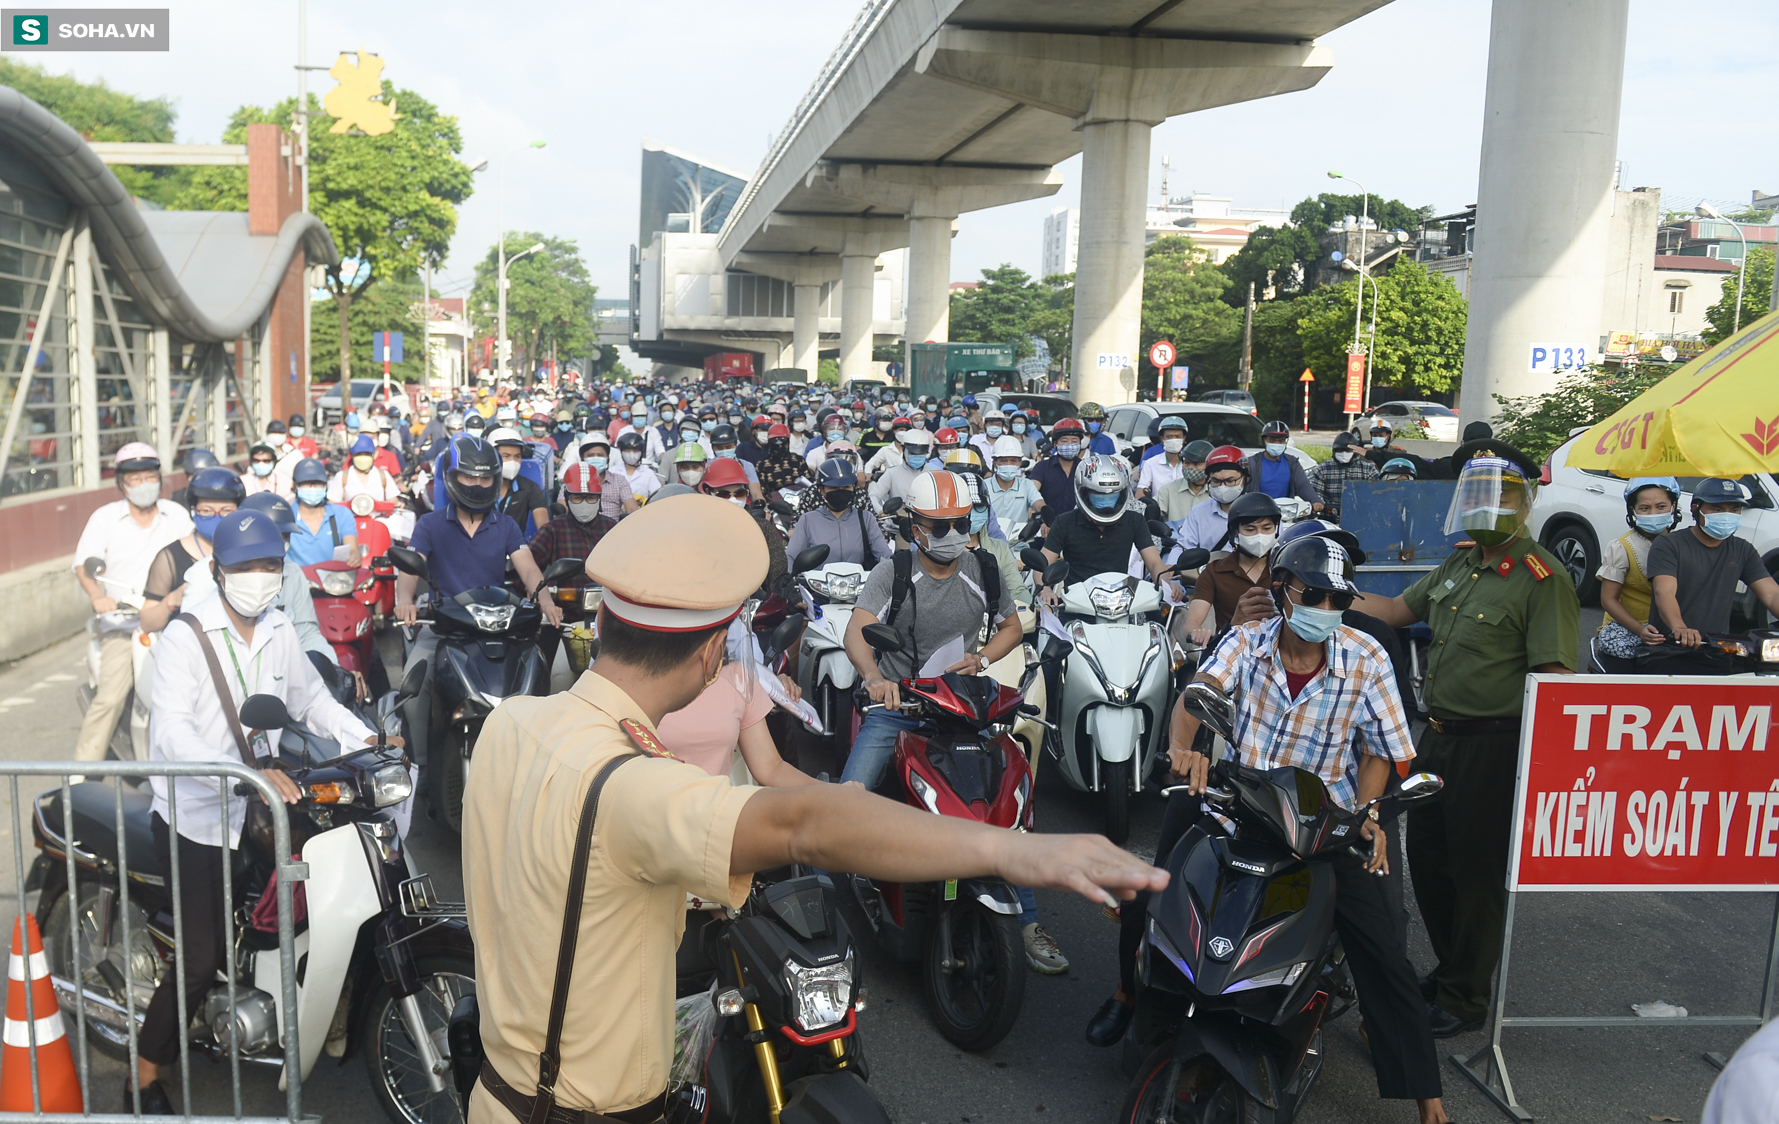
[463,492,771,1122]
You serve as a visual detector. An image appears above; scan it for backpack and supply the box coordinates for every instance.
[882,547,1002,641]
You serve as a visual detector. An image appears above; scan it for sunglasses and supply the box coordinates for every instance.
[711,487,750,501]
[1288,583,1354,611]
[914,516,972,536]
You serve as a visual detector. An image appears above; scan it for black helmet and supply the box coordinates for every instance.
[188,466,246,503]
[463,412,487,433]
[1226,491,1282,528]
[444,436,500,512]
[181,448,220,474]
[241,491,296,532]
[1182,439,1214,463]
[710,423,738,445]
[1261,420,1290,438]
[287,412,306,429]
[615,431,645,452]
[1272,535,1357,594]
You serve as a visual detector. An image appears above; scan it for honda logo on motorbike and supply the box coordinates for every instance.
[1207,936,1235,961]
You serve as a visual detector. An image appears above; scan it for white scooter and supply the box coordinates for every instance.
[1028,542,1210,845]
[75,557,154,762]
[791,544,865,751]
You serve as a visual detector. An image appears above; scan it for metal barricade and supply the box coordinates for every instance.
[0,761,309,1124]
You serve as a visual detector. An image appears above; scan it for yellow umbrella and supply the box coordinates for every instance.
[1568,307,1779,477]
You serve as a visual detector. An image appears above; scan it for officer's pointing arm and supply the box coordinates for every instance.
[1353,592,1416,629]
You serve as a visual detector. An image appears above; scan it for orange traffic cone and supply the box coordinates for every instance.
[0,914,82,1112]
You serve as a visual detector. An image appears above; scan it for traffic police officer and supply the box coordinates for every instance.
[463,493,1166,1124]
[1357,439,1578,1037]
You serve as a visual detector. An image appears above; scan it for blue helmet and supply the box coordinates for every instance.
[815,457,858,489]
[961,395,978,408]
[212,509,287,566]
[240,491,296,532]
[291,456,328,485]
[1693,478,1752,507]
[345,411,362,430]
[182,448,221,473]
[350,434,376,456]
[1380,457,1418,478]
[188,466,245,503]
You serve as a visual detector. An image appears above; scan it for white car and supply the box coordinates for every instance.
[1530,433,1779,623]
[1357,400,1461,443]
[1105,401,1318,475]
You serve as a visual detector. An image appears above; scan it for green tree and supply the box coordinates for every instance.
[1289,193,1431,238]
[949,265,1041,357]
[1491,363,1673,463]
[1218,223,1322,307]
[1295,259,1467,399]
[170,88,473,383]
[1244,297,1316,421]
[1142,235,1240,387]
[1702,246,1775,344]
[469,232,597,379]
[817,358,840,385]
[1024,273,1075,370]
[309,272,425,383]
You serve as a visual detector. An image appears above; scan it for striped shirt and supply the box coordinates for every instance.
[1197,616,1413,811]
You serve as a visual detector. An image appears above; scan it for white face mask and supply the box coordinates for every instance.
[567,498,601,523]
[1209,483,1243,504]
[622,450,642,467]
[500,460,521,481]
[1236,531,1277,557]
[679,467,705,486]
[1162,437,1184,454]
[221,570,281,618]
[792,421,806,433]
[124,481,160,508]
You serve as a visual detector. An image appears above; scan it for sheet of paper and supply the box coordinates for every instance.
[918,636,968,678]
[753,664,823,733]
[1038,605,1073,644]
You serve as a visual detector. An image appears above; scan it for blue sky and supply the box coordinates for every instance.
[33,0,1778,309]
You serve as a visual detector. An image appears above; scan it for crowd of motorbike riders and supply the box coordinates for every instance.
[65,370,1779,1123]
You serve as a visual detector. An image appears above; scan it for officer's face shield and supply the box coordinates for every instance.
[1444,456,1533,547]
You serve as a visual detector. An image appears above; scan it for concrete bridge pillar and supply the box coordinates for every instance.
[733,250,844,381]
[840,245,879,382]
[793,282,823,376]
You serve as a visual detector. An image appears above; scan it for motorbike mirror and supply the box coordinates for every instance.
[1017,703,1041,717]
[1147,519,1173,543]
[792,544,831,574]
[1037,505,1055,525]
[397,660,427,702]
[1042,560,1070,588]
[82,556,106,578]
[880,496,903,516]
[387,545,430,582]
[381,711,403,738]
[1017,520,1043,543]
[239,693,291,733]
[1179,680,1237,743]
[767,498,796,518]
[765,614,806,663]
[1018,547,1048,574]
[1397,772,1445,802]
[1175,548,1211,571]
[540,556,584,585]
[861,623,903,653]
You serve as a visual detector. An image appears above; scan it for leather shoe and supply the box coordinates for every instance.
[124,1078,175,1116]
[1426,1002,1484,1038]
[1084,997,1133,1047]
[1419,972,1437,1002]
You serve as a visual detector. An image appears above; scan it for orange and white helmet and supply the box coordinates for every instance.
[906,469,973,519]
[561,462,602,496]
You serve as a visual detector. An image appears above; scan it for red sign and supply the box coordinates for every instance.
[1148,340,1176,369]
[1342,352,1366,413]
[1510,675,1779,892]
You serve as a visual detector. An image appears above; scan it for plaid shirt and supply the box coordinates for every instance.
[526,512,616,583]
[1306,455,1380,519]
[1197,616,1413,810]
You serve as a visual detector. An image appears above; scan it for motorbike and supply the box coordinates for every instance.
[303,560,386,699]
[791,545,865,755]
[1029,544,1210,845]
[671,867,891,1123]
[29,674,472,1124]
[1587,626,1779,676]
[549,578,604,680]
[387,545,584,833]
[74,557,153,762]
[848,622,1034,1052]
[1119,681,1444,1123]
[347,493,400,622]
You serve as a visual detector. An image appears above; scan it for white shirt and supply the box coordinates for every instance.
[327,465,401,505]
[72,498,193,632]
[613,423,667,464]
[1138,454,1185,495]
[1704,1017,1779,1123]
[148,588,373,847]
[618,461,661,501]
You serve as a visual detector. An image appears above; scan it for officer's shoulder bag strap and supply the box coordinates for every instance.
[530,750,644,1124]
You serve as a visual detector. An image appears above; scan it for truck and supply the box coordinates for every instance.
[909,342,1020,402]
[703,352,756,381]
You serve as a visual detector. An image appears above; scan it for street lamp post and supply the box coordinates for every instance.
[1329,171,1369,425]
[497,140,546,385]
[1696,203,1749,335]
[1342,260,1382,412]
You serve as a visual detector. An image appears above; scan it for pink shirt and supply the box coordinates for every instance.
[655,664,773,778]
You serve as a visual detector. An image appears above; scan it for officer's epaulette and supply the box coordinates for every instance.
[1523,552,1553,581]
[619,718,681,761]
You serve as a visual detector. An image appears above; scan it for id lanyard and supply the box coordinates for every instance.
[221,628,272,757]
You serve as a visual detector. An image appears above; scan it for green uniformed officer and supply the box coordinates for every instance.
[1357,439,1578,1037]
[463,492,1167,1124]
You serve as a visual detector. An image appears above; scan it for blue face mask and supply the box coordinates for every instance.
[586,456,608,473]
[969,508,988,534]
[1633,513,1672,535]
[1702,511,1743,540]
[985,425,1003,438]
[702,419,719,432]
[995,464,1021,482]
[192,512,222,541]
[904,453,928,470]
[1012,421,1027,434]
[296,485,326,508]
[714,447,738,459]
[1087,421,1101,434]
[1370,435,1387,448]
[1086,490,1121,511]
[1286,602,1344,644]
[1264,442,1287,458]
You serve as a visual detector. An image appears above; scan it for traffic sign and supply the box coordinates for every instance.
[1299,367,1315,382]
[373,331,404,363]
[1170,365,1190,390]
[1148,340,1175,369]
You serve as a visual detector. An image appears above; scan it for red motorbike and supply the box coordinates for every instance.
[851,621,1036,1053]
[302,560,386,697]
[347,494,398,624]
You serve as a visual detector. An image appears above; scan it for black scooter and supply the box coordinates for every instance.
[1119,681,1444,1123]
[387,546,583,832]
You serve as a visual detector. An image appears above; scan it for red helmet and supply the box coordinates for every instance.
[702,458,751,491]
[1205,444,1247,472]
[562,463,602,495]
[767,422,790,440]
[751,415,773,430]
[1050,417,1085,434]
[890,416,912,430]
[934,426,960,446]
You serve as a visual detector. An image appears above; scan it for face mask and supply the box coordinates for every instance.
[1333,450,1355,464]
[1054,441,1080,459]
[289,426,304,438]
[267,433,286,448]
[221,570,282,618]
[1371,435,1387,448]
[826,429,845,444]
[500,460,521,481]
[586,456,609,473]
[1263,442,1286,458]
[1286,602,1344,644]
[969,508,989,535]
[454,478,497,510]
[618,450,641,468]
[1460,506,1519,547]
[823,488,854,512]
[985,425,1004,439]
[192,512,222,541]
[995,464,1021,482]
[681,429,701,445]
[754,430,771,445]
[714,448,737,460]
[792,421,807,434]
[1162,438,1184,454]
[1702,511,1743,540]
[1633,513,1672,535]
[567,498,601,524]
[1012,421,1026,434]
[728,496,749,509]
[1086,490,1122,512]
[1209,483,1243,504]
[296,485,326,507]
[702,419,719,432]
[679,468,705,486]
[352,454,374,471]
[660,411,676,425]
[1182,467,1207,487]
[729,415,744,427]
[557,422,573,433]
[1236,531,1277,557]
[632,414,648,426]
[251,461,274,478]
[904,453,928,470]
[1087,421,1101,434]
[919,527,968,562]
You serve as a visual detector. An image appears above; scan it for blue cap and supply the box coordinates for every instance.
[961,395,977,407]
[212,509,287,566]
[291,456,328,485]
[815,458,858,488]
[1693,478,1752,505]
[351,435,376,455]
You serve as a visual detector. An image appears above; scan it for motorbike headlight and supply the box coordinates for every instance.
[824,572,863,601]
[783,951,853,1032]
[367,763,414,808]
[466,603,516,632]
[318,570,356,597]
[581,586,603,612]
[1223,961,1309,994]
[906,769,943,815]
[1088,584,1134,618]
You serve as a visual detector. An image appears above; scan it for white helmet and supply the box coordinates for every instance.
[991,435,1024,460]
[898,427,933,448]
[906,469,973,519]
[1074,453,1132,525]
